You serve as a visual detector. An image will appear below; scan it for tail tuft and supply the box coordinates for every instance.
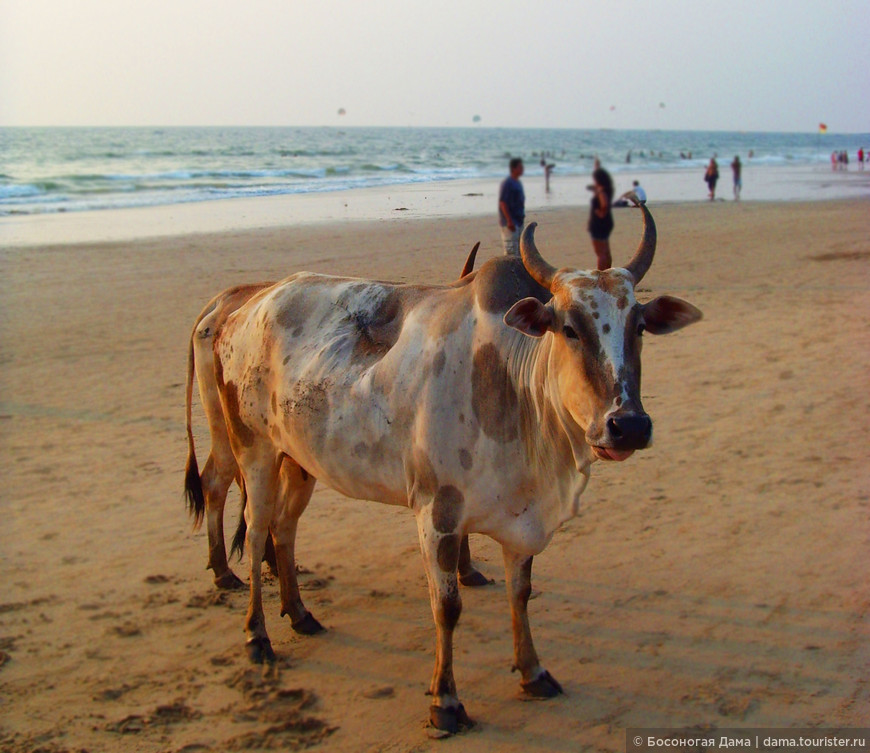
[230,477,247,561]
[184,324,205,529]
[184,454,206,529]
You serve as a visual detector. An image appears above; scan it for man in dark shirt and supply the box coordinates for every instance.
[498,158,525,255]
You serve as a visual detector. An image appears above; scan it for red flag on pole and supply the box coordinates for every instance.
[819,123,828,133]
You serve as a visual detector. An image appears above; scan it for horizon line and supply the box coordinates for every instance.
[1,124,867,136]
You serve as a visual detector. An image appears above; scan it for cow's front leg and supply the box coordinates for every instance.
[415,509,472,734]
[503,546,563,698]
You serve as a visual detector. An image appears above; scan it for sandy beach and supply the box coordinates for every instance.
[1,196,869,752]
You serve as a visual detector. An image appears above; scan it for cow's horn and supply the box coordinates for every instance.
[623,195,657,284]
[520,223,557,289]
[460,241,480,278]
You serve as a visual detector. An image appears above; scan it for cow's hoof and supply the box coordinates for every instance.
[521,670,564,698]
[245,637,276,665]
[290,611,326,635]
[459,568,493,587]
[214,571,246,590]
[429,703,473,734]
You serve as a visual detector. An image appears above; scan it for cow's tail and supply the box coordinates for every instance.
[184,328,206,529]
[230,477,248,561]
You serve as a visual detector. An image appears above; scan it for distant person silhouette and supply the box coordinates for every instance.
[615,180,646,206]
[498,158,525,255]
[587,167,615,270]
[540,157,555,193]
[731,156,742,200]
[705,158,719,200]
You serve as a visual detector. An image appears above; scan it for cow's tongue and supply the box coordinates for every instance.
[595,447,635,462]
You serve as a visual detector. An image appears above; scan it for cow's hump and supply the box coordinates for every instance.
[473,257,551,315]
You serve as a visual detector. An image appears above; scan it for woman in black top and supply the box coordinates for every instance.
[588,167,614,270]
[705,157,719,200]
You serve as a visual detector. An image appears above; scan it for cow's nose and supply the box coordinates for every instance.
[606,413,652,450]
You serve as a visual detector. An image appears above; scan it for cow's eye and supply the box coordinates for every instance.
[637,322,646,337]
[563,325,579,340]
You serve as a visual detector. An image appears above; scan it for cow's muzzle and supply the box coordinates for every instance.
[589,412,652,462]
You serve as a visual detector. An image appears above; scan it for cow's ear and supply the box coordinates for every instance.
[504,297,555,337]
[642,296,703,335]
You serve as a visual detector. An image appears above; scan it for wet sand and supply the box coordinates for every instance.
[3,164,869,249]
[1,198,869,752]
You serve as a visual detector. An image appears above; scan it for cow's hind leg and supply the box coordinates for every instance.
[201,453,245,590]
[503,546,563,698]
[415,507,472,734]
[271,458,324,635]
[458,535,492,587]
[239,453,282,664]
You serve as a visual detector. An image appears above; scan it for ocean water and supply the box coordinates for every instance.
[1,126,867,216]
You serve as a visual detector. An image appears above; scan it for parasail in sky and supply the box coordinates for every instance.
[609,105,616,111]
[659,102,666,108]
[472,114,482,123]
[337,108,346,116]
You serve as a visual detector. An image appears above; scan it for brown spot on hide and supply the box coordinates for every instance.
[353,442,369,459]
[471,343,518,442]
[458,448,473,471]
[437,534,461,573]
[433,350,446,377]
[617,296,629,310]
[271,392,278,415]
[276,293,315,331]
[432,486,463,533]
[561,312,613,402]
[430,293,470,339]
[281,380,330,418]
[440,592,461,630]
[592,271,631,298]
[213,347,225,388]
[602,323,611,334]
[223,381,255,448]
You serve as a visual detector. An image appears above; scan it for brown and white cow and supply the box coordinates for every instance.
[184,247,489,597]
[184,203,701,732]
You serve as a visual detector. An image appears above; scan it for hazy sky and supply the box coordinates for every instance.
[2,0,868,132]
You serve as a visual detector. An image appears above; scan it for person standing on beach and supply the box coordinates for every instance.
[540,158,555,193]
[731,156,742,200]
[498,158,525,255]
[705,157,719,200]
[587,167,615,270]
